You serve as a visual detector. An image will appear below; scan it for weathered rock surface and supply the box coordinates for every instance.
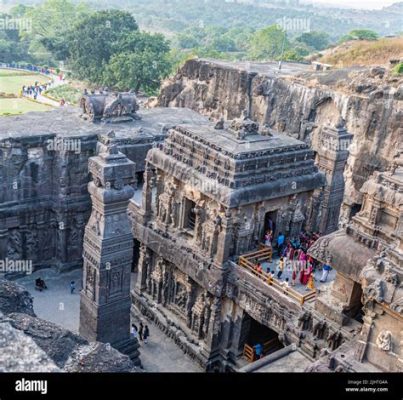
[0,280,138,372]
[6,312,87,368]
[0,279,36,316]
[0,311,60,372]
[64,342,137,372]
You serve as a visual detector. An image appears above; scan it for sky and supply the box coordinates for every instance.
[304,0,399,9]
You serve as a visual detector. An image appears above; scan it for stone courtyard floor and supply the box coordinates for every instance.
[15,268,203,372]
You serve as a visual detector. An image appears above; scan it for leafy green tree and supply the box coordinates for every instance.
[21,0,91,63]
[103,32,172,94]
[247,25,289,60]
[67,10,139,83]
[295,31,330,51]
[340,29,379,43]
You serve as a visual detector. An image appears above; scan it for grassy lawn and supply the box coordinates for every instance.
[0,69,50,95]
[44,84,82,105]
[0,98,53,115]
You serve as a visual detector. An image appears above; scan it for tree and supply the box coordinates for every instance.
[21,0,91,63]
[103,32,172,94]
[295,31,330,51]
[67,10,139,83]
[340,29,379,43]
[247,25,289,60]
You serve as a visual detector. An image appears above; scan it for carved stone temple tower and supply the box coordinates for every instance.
[308,118,353,235]
[79,132,140,365]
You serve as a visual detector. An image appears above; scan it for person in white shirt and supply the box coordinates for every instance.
[130,324,138,339]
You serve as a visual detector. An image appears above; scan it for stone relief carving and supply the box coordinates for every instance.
[376,330,392,352]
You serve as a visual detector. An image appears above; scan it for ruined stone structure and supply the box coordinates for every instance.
[79,133,141,365]
[309,148,403,372]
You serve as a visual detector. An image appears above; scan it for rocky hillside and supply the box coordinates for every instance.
[157,58,403,212]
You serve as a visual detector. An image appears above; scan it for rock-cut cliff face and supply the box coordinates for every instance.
[158,58,403,212]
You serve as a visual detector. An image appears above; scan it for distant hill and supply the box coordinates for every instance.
[318,37,403,67]
[4,0,401,40]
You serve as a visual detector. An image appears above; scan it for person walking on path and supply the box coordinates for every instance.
[143,325,150,344]
[131,324,138,339]
[138,322,144,341]
[70,281,76,294]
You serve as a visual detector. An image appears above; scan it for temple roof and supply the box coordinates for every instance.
[148,118,325,207]
[0,107,207,141]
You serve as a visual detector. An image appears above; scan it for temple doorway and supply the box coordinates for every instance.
[239,313,284,362]
[345,282,364,323]
[350,203,361,219]
[263,210,277,241]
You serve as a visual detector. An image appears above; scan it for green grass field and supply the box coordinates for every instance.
[44,84,82,105]
[0,69,50,95]
[0,98,53,115]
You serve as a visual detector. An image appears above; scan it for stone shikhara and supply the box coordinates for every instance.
[0,58,402,373]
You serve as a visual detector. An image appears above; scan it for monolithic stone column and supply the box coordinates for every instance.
[135,244,150,294]
[79,137,140,365]
[215,210,233,266]
[316,119,353,235]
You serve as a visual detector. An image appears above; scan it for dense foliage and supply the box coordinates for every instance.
[1,0,397,92]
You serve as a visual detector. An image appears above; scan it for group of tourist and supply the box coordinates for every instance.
[21,79,55,99]
[253,230,333,293]
[131,322,150,344]
[2,62,52,75]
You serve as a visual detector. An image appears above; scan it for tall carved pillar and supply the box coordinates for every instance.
[202,296,222,366]
[55,214,68,270]
[135,244,150,294]
[79,138,140,365]
[141,163,154,220]
[215,210,233,265]
[316,119,352,235]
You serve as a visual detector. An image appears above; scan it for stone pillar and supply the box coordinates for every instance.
[215,210,233,265]
[316,119,353,235]
[79,136,140,365]
[201,296,222,366]
[135,244,150,294]
[142,163,154,219]
[354,314,373,362]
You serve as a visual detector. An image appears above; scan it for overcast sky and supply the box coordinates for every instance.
[305,0,398,9]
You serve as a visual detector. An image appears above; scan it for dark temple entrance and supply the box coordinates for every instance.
[239,313,284,362]
[263,210,277,240]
